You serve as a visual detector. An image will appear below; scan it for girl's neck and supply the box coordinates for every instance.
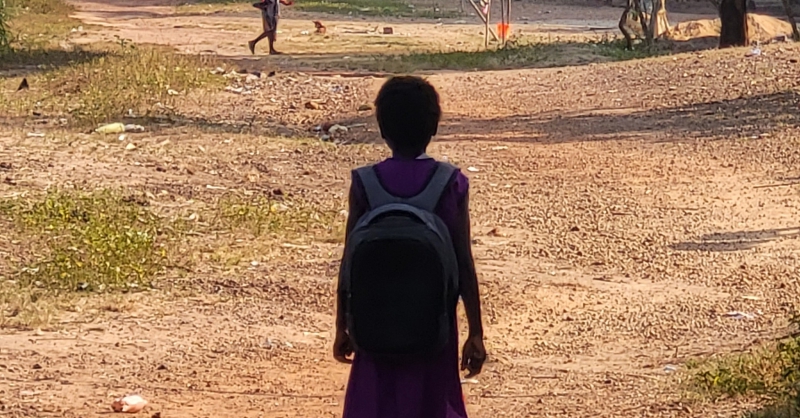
[391,152,431,161]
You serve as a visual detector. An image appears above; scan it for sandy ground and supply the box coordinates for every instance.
[67,0,716,62]
[1,1,800,417]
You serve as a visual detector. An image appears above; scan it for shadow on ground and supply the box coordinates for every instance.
[671,227,800,252]
[437,91,800,144]
[0,49,108,76]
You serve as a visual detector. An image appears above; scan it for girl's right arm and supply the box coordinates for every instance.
[452,190,486,376]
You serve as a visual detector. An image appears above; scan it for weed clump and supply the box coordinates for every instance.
[0,190,166,292]
[686,317,800,418]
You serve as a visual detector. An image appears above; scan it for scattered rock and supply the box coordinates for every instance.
[328,124,348,135]
[111,394,148,413]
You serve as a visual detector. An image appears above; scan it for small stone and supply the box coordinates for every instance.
[125,143,137,151]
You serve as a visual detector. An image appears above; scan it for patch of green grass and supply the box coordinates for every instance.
[294,0,456,18]
[4,43,223,127]
[364,38,662,73]
[2,0,77,52]
[0,0,222,128]
[686,318,800,417]
[179,0,458,18]
[686,338,800,399]
[0,189,167,292]
[214,192,344,240]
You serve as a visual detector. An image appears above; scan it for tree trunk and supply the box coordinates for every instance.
[781,0,800,41]
[719,0,748,48]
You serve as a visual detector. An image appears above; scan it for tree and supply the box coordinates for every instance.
[781,0,800,41]
[618,0,669,49]
[719,0,748,48]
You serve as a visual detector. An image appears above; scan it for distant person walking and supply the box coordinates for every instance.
[249,0,293,55]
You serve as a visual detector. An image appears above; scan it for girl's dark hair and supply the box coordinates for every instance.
[374,76,441,158]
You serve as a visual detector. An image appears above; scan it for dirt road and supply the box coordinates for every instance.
[1,1,799,417]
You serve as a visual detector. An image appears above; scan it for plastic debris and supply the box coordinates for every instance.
[460,378,479,384]
[111,394,148,413]
[467,167,480,172]
[26,132,45,138]
[726,311,756,320]
[95,123,126,134]
[95,123,144,134]
[746,47,761,57]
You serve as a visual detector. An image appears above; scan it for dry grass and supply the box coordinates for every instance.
[685,319,800,418]
[362,37,664,72]
[214,191,343,238]
[2,43,224,128]
[1,0,223,128]
[0,185,346,329]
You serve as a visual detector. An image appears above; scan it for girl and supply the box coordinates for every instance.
[249,0,293,55]
[334,76,486,418]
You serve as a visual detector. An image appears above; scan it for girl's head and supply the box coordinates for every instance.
[374,76,441,159]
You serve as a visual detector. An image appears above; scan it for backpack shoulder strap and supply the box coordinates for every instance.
[407,162,457,212]
[355,165,400,209]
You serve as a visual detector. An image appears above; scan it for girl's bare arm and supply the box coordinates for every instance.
[452,192,483,338]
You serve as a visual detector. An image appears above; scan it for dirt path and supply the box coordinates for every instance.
[2,1,800,418]
[66,0,713,63]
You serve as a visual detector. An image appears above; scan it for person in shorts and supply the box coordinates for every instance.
[249,0,293,55]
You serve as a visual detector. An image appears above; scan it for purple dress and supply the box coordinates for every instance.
[343,156,470,418]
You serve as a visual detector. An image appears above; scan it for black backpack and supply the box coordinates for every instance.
[340,162,460,359]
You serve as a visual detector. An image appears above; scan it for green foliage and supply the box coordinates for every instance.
[687,337,800,399]
[186,0,456,18]
[215,193,342,238]
[367,38,663,73]
[686,317,800,418]
[5,43,221,127]
[0,190,166,292]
